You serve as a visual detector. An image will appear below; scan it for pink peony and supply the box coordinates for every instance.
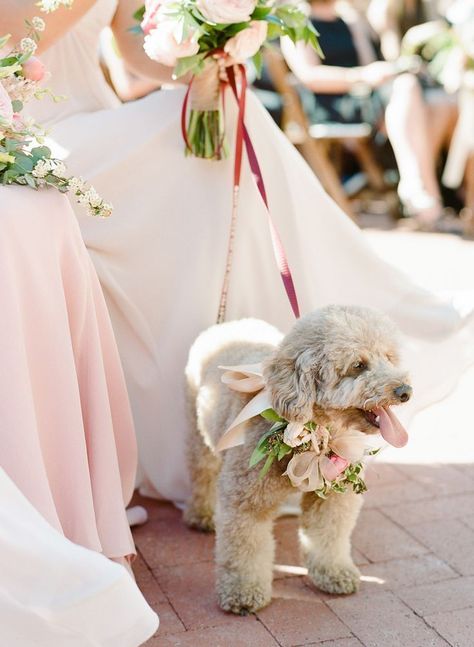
[144,20,200,67]
[141,0,174,34]
[0,82,13,124]
[196,0,257,24]
[224,20,268,62]
[22,56,46,82]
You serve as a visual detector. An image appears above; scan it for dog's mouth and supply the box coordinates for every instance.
[360,406,408,448]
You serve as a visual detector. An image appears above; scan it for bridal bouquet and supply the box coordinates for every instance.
[0,14,112,217]
[139,0,321,159]
[250,409,379,498]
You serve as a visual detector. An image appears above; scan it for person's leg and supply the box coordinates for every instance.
[425,98,458,160]
[385,73,442,224]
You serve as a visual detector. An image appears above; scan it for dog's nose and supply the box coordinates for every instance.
[394,384,412,403]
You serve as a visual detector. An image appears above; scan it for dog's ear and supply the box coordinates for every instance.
[263,349,317,422]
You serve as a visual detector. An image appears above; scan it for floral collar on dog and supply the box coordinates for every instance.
[218,364,380,498]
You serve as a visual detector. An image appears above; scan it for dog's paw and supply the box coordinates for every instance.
[182,506,215,533]
[217,574,271,615]
[309,562,360,595]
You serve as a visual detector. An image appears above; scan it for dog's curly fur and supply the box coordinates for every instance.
[184,305,411,614]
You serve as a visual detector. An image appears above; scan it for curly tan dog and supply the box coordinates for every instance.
[184,305,411,614]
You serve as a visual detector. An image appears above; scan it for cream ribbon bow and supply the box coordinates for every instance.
[217,364,273,451]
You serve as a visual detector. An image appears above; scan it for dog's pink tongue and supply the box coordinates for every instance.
[373,406,409,448]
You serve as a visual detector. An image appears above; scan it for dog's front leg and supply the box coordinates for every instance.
[215,498,275,615]
[300,490,363,595]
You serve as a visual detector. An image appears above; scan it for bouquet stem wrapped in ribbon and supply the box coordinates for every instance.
[183,58,227,160]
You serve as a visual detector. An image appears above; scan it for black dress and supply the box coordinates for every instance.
[306,16,385,126]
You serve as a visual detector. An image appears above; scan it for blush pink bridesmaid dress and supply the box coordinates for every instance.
[0,185,136,563]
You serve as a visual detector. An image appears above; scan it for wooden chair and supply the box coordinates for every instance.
[264,48,386,220]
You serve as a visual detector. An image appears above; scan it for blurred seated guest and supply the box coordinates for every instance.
[367,0,443,61]
[282,0,458,230]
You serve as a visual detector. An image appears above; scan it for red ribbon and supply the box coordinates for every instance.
[181,64,301,321]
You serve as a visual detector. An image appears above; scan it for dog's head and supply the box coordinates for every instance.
[263,305,411,446]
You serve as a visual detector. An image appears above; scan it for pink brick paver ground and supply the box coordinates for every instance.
[132,457,474,647]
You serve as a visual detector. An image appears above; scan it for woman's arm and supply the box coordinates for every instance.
[367,0,401,61]
[281,38,397,93]
[1,0,96,52]
[111,0,176,84]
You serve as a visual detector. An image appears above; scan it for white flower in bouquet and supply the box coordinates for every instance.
[32,159,51,178]
[0,82,14,125]
[144,19,200,66]
[68,176,87,193]
[20,37,37,54]
[141,0,176,32]
[224,20,268,63]
[196,0,257,24]
[51,160,67,178]
[38,0,73,13]
[31,16,46,32]
[283,421,312,448]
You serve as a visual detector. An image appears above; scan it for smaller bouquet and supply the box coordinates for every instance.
[250,409,379,498]
[139,0,321,159]
[218,364,381,499]
[0,15,112,217]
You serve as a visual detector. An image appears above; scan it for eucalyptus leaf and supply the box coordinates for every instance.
[252,50,263,78]
[249,442,269,468]
[277,443,292,461]
[259,453,275,479]
[173,52,206,79]
[260,408,285,423]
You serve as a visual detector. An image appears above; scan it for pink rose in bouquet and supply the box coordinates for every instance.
[22,56,46,82]
[196,0,256,24]
[144,20,200,67]
[224,20,267,63]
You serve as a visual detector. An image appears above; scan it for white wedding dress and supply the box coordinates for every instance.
[0,467,158,646]
[31,0,474,505]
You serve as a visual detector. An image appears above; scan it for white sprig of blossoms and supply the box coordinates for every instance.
[38,0,73,13]
[32,160,112,218]
[31,16,46,32]
[20,37,37,54]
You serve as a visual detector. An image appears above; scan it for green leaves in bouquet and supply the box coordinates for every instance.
[0,55,22,79]
[0,142,52,188]
[266,5,323,58]
[249,415,292,480]
[173,51,207,78]
[133,5,145,23]
[252,49,263,78]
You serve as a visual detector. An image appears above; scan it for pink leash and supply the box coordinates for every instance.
[182,64,301,322]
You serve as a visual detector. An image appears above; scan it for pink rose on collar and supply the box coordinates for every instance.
[224,20,268,63]
[196,0,257,24]
[0,82,13,125]
[144,20,200,67]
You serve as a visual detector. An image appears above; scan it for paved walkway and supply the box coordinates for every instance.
[133,453,474,647]
[133,230,474,647]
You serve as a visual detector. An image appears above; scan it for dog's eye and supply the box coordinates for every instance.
[353,361,367,372]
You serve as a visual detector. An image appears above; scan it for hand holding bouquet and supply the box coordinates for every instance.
[139,0,321,159]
